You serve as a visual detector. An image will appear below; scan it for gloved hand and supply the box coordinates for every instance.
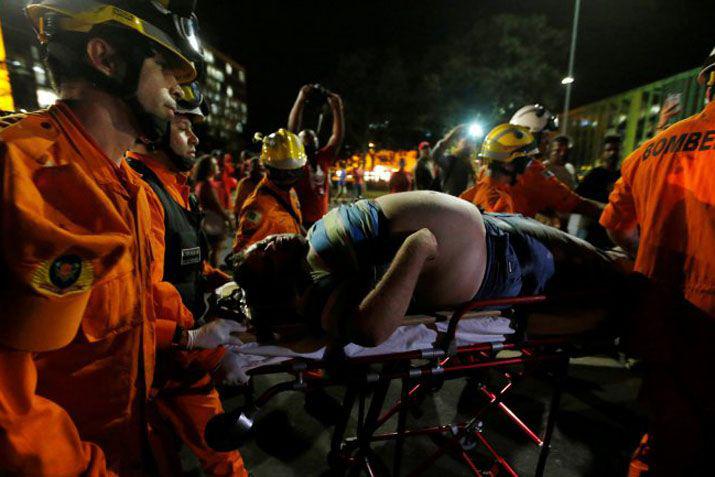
[187,319,245,349]
[217,350,251,386]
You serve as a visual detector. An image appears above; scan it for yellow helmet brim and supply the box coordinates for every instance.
[26,1,196,84]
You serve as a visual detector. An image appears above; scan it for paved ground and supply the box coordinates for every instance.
[183,353,645,476]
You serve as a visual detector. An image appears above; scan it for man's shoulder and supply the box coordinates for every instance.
[0,109,61,165]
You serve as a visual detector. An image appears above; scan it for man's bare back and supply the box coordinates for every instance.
[374,191,487,308]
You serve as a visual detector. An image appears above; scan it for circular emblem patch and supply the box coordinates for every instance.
[49,255,82,289]
[31,254,94,297]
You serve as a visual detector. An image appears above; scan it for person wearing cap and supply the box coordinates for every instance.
[288,85,345,228]
[462,124,603,221]
[232,129,306,252]
[599,48,715,476]
[413,141,442,191]
[0,0,203,474]
[127,83,248,476]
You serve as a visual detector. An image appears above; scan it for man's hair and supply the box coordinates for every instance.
[232,235,311,337]
[553,135,572,147]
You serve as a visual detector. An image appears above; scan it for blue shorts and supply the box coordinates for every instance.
[474,214,555,301]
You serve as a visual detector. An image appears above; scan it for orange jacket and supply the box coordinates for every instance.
[470,160,582,216]
[0,103,159,475]
[233,176,303,252]
[233,174,262,217]
[600,100,715,318]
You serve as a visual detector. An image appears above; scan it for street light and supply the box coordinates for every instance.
[561,0,581,135]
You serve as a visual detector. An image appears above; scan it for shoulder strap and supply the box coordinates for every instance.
[262,185,302,226]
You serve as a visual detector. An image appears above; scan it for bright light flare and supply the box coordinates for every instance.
[561,76,575,85]
[467,123,483,139]
[36,88,58,108]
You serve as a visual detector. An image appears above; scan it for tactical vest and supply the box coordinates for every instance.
[129,159,209,319]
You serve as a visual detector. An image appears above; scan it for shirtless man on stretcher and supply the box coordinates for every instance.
[233,188,628,348]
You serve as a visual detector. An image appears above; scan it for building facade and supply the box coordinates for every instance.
[563,68,705,168]
[202,47,248,147]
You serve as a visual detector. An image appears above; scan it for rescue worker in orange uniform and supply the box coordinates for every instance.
[601,49,715,476]
[0,0,203,474]
[460,124,603,221]
[127,83,247,476]
[233,129,306,252]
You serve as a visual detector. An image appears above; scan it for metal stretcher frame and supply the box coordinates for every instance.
[233,295,609,476]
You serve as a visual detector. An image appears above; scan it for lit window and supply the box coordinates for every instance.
[227,86,233,98]
[225,63,232,75]
[238,70,245,83]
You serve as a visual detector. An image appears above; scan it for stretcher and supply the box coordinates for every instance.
[206,287,616,476]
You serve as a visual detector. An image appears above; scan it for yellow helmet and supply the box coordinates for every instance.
[255,129,307,171]
[479,123,539,163]
[25,0,200,84]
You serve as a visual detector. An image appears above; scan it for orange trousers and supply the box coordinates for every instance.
[149,351,247,477]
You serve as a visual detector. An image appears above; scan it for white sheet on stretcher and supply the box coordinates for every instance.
[228,314,515,376]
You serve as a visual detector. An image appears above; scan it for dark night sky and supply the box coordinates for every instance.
[196,0,714,135]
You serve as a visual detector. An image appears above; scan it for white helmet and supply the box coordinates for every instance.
[510,104,558,134]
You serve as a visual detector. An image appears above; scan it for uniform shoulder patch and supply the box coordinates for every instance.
[31,254,94,297]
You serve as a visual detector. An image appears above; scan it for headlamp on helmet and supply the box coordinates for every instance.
[176,81,205,122]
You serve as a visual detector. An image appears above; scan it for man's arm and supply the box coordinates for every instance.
[571,197,605,220]
[533,165,605,220]
[0,348,114,476]
[342,229,437,347]
[324,93,345,154]
[607,226,640,258]
[432,125,466,166]
[287,85,312,133]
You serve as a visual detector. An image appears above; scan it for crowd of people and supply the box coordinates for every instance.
[0,1,713,476]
